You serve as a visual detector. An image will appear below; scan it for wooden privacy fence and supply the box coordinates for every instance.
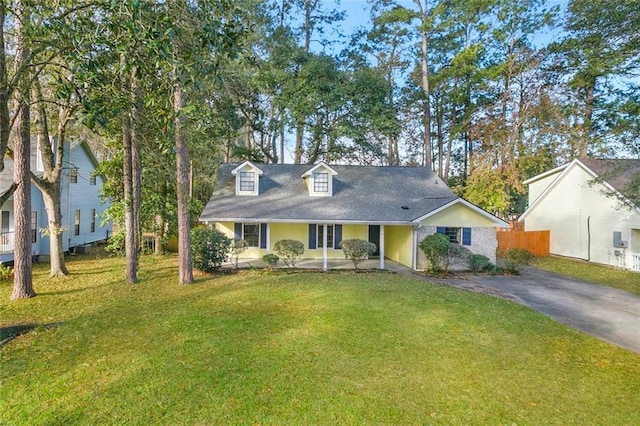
[497,230,550,257]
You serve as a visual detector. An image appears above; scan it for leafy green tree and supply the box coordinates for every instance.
[549,0,640,157]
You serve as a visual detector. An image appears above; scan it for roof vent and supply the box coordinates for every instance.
[401,205,409,210]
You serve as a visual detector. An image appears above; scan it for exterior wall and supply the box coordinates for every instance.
[415,226,498,270]
[421,203,498,227]
[217,221,414,267]
[524,164,640,269]
[51,144,111,254]
[384,225,413,266]
[527,171,561,204]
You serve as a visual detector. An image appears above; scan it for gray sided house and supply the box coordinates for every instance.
[200,161,508,270]
[0,138,112,263]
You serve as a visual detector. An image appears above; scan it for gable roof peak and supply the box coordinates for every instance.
[301,161,338,177]
[231,160,263,176]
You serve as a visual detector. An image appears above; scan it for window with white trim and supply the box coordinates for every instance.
[317,224,335,248]
[74,210,80,236]
[90,209,96,233]
[69,169,78,184]
[31,211,37,243]
[243,223,260,247]
[313,172,329,192]
[239,171,255,192]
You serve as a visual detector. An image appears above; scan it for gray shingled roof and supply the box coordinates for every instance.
[579,158,640,195]
[199,163,459,224]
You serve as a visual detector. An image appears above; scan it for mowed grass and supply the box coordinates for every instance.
[534,255,640,297]
[1,255,640,425]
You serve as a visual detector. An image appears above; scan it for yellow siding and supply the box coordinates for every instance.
[217,222,415,266]
[421,203,496,227]
[384,225,413,266]
[342,224,368,240]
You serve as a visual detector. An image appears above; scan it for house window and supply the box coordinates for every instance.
[313,172,329,192]
[69,168,78,184]
[437,227,471,246]
[90,209,96,233]
[443,227,460,244]
[243,224,260,247]
[31,211,37,243]
[239,171,255,192]
[90,175,96,185]
[74,210,80,236]
[318,224,335,248]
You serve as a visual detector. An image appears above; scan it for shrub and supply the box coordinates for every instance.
[506,248,533,265]
[498,247,534,274]
[191,227,231,273]
[419,233,450,274]
[273,239,304,267]
[448,244,473,271]
[470,254,492,273]
[341,239,376,270]
[229,239,249,270]
[262,253,280,270]
[0,263,13,281]
[104,230,125,257]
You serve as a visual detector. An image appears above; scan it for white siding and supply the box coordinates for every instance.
[525,163,640,268]
[39,142,112,254]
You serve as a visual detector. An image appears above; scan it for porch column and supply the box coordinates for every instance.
[266,223,271,253]
[322,223,328,270]
[379,224,385,269]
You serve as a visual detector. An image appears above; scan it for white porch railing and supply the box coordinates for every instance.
[0,231,14,253]
[632,253,640,272]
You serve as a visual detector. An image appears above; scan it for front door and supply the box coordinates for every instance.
[368,225,380,257]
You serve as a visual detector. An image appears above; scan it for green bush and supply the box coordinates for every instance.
[190,227,231,273]
[0,263,12,281]
[273,239,304,268]
[506,248,533,265]
[104,230,125,257]
[448,244,473,270]
[262,253,280,269]
[229,239,249,270]
[341,239,377,270]
[498,247,534,274]
[419,233,450,274]
[469,254,492,273]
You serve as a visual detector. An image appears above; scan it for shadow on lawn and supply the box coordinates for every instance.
[0,322,62,346]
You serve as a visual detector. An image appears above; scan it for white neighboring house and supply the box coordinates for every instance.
[0,139,112,264]
[519,158,640,272]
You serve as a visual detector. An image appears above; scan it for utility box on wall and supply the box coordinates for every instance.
[613,231,628,248]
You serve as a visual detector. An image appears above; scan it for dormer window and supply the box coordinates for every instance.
[313,172,329,192]
[232,161,263,196]
[239,171,255,192]
[302,162,337,197]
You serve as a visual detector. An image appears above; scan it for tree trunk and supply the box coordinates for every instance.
[32,79,68,277]
[174,77,194,285]
[11,0,34,299]
[40,184,68,277]
[154,214,165,255]
[0,3,9,173]
[419,7,432,170]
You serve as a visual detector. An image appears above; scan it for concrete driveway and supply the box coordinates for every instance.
[424,267,640,354]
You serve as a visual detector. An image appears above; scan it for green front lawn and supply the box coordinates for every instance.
[534,256,640,297]
[1,255,639,424]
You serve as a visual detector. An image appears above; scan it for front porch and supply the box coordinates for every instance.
[224,257,409,272]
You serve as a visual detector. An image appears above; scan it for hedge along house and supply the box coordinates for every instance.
[199,161,508,270]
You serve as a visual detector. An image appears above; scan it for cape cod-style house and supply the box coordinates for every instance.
[200,161,508,270]
[0,139,112,264]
